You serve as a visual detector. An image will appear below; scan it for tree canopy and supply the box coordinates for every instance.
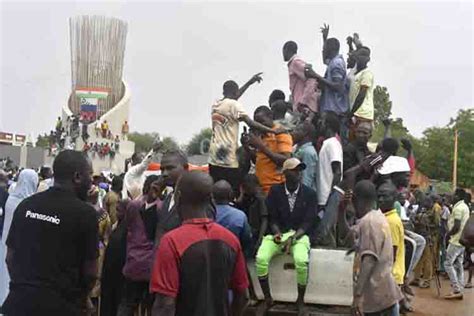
[186,128,212,155]
[372,85,473,188]
[36,133,49,148]
[414,109,473,188]
[127,132,179,153]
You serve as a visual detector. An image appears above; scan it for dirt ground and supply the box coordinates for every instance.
[245,275,473,316]
[411,276,473,316]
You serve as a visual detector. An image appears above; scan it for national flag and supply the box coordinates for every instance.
[80,97,98,106]
[81,104,97,112]
[75,87,109,99]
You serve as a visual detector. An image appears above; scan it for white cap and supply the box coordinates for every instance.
[378,156,410,175]
[282,158,306,172]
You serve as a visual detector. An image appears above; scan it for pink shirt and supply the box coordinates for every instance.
[288,55,319,113]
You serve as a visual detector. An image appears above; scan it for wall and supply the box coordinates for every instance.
[0,144,47,169]
[0,144,22,166]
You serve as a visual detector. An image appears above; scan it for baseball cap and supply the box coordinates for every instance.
[282,158,306,172]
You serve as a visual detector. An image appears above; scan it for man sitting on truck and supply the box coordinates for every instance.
[255,158,317,315]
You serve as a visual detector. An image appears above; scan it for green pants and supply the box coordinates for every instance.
[255,231,310,285]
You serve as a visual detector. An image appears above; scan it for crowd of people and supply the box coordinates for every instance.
[0,25,472,316]
[47,115,81,154]
[82,140,120,159]
[48,114,130,157]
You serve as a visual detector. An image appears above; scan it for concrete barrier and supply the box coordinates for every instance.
[248,248,354,306]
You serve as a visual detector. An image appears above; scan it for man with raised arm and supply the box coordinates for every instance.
[283,41,319,115]
[209,74,284,193]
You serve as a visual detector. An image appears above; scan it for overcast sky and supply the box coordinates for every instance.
[1,0,472,143]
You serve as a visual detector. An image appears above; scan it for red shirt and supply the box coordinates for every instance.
[150,218,248,316]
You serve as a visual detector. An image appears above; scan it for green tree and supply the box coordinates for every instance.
[161,136,180,152]
[451,108,473,187]
[415,109,473,188]
[128,132,181,153]
[127,132,158,153]
[371,85,412,145]
[416,126,453,183]
[373,85,392,126]
[36,133,49,148]
[186,128,212,155]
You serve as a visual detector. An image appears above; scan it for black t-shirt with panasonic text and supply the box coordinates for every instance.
[2,187,98,315]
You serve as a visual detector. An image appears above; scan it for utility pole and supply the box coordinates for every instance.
[452,128,458,190]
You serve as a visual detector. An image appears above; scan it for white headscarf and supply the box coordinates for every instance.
[0,169,38,307]
[2,169,39,244]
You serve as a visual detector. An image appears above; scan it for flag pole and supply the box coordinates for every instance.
[452,128,458,190]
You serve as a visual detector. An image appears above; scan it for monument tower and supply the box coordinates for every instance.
[64,15,135,174]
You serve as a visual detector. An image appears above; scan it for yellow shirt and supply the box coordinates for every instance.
[384,209,405,285]
[448,201,470,246]
[349,68,374,120]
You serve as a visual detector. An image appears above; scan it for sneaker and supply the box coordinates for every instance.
[419,280,431,289]
[444,292,463,300]
[465,282,472,289]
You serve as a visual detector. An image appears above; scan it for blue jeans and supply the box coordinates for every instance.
[445,243,465,293]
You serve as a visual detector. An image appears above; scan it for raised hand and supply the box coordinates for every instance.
[320,23,330,41]
[250,72,263,84]
[353,33,363,49]
[346,36,355,52]
[346,36,353,46]
[240,131,251,147]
